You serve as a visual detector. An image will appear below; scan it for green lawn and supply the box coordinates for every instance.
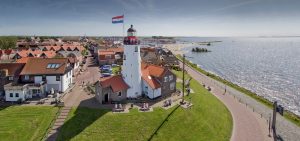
[0,106,58,141]
[57,69,232,141]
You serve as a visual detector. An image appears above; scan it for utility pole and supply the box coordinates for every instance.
[181,54,185,104]
[272,101,277,140]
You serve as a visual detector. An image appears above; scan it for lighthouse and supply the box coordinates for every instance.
[122,25,142,98]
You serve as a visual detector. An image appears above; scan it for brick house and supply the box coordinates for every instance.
[95,75,129,103]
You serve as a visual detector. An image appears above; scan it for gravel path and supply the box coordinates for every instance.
[182,61,300,141]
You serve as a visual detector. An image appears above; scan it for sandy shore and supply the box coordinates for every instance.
[162,43,193,55]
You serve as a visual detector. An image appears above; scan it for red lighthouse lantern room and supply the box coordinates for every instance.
[124,25,140,45]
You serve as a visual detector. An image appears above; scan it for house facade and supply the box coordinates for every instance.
[95,75,129,103]
[0,63,25,95]
[141,64,176,99]
[19,58,73,93]
[4,82,46,102]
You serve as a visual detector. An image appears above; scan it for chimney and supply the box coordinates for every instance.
[0,69,8,77]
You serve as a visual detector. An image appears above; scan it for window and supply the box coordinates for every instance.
[169,75,173,81]
[123,55,126,60]
[56,75,60,81]
[47,63,60,69]
[8,76,13,81]
[10,93,13,97]
[24,75,29,80]
[42,75,46,81]
[15,93,19,97]
[170,82,175,90]
[118,92,122,97]
[164,77,168,82]
[135,46,138,52]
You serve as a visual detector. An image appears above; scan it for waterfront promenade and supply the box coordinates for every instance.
[180,60,300,141]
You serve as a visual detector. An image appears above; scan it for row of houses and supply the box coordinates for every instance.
[0,45,84,60]
[0,58,74,102]
[94,46,178,67]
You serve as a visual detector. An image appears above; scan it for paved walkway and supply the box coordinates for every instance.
[181,62,273,141]
[46,107,71,141]
[46,55,101,141]
[63,56,101,108]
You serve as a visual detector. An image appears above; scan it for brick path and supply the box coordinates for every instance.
[46,107,71,141]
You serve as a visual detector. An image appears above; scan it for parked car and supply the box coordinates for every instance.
[100,65,112,71]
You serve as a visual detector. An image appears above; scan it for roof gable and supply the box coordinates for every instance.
[0,63,25,76]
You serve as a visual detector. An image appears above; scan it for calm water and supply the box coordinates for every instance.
[178,37,300,116]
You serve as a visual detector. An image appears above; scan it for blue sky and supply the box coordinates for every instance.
[0,0,300,36]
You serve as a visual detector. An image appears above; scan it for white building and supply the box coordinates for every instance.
[19,58,73,93]
[4,83,46,102]
[122,25,142,98]
[96,25,177,103]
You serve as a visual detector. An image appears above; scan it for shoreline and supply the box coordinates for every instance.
[164,43,300,127]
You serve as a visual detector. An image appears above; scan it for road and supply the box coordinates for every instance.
[62,56,101,108]
[181,62,272,141]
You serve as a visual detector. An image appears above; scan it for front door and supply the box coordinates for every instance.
[104,94,109,102]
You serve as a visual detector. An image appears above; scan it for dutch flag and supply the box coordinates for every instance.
[112,15,124,24]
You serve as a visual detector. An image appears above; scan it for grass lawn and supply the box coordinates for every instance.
[0,106,58,141]
[57,69,232,141]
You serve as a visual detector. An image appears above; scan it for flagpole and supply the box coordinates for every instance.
[122,14,125,38]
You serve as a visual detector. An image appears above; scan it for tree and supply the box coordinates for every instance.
[0,36,17,50]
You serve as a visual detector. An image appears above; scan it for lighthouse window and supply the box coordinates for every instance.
[135,46,138,52]
[123,55,126,60]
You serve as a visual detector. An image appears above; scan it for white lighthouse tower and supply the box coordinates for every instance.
[122,25,142,98]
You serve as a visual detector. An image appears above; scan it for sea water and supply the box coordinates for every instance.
[179,37,300,116]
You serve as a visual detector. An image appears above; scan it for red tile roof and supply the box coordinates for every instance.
[99,47,124,53]
[99,51,115,55]
[141,63,166,78]
[16,57,30,63]
[141,63,167,89]
[0,63,25,76]
[99,75,129,93]
[20,58,70,75]
[142,69,161,89]
[41,51,56,58]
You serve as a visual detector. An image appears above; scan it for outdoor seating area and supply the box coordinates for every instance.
[139,102,152,112]
[113,103,125,112]
[163,99,172,107]
[180,100,193,109]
